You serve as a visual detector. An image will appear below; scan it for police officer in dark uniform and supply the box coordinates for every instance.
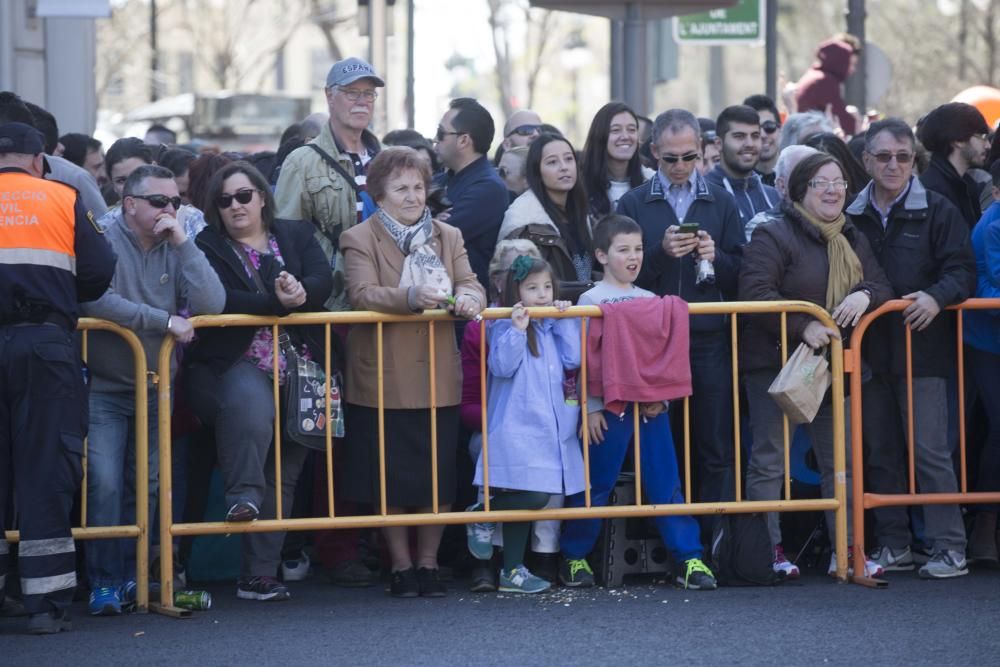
[0,122,115,634]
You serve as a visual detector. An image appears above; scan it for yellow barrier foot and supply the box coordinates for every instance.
[852,574,889,589]
[149,603,193,619]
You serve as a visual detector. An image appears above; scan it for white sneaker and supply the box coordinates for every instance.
[918,550,969,579]
[281,552,311,582]
[772,545,800,579]
[869,545,915,571]
[828,551,884,578]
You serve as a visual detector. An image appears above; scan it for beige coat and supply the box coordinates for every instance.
[341,216,486,409]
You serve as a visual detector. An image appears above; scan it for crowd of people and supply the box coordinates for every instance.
[3,32,1000,634]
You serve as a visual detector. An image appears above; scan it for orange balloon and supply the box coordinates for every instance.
[952,86,1000,129]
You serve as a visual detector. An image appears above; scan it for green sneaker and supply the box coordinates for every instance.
[465,503,495,561]
[558,558,595,588]
[499,565,551,594]
[675,558,717,590]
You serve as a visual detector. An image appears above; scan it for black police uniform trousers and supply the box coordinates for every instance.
[0,323,86,614]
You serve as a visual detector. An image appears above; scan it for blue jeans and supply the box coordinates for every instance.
[85,389,160,588]
[561,405,703,563]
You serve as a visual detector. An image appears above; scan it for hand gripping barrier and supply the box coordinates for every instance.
[4,318,151,612]
[848,298,1000,588]
[153,301,850,615]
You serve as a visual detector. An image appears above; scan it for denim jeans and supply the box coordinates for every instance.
[85,389,161,589]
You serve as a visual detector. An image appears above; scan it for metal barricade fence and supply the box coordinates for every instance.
[848,298,1000,587]
[3,318,150,611]
[153,301,849,616]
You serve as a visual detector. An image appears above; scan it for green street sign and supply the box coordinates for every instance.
[674,0,764,45]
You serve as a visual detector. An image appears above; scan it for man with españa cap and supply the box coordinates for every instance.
[0,121,115,634]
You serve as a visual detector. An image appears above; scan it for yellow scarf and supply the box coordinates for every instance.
[793,203,863,313]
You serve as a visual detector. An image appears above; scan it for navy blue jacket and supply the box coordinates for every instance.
[920,153,983,230]
[435,155,508,287]
[704,165,779,228]
[616,172,744,333]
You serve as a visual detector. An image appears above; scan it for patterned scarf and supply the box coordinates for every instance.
[377,207,452,293]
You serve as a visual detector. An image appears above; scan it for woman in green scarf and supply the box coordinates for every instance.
[738,152,894,580]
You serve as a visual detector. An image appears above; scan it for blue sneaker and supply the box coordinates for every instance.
[119,580,137,612]
[465,503,495,561]
[89,586,122,616]
[499,565,551,594]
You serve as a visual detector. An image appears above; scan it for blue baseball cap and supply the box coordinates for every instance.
[326,57,385,88]
[0,122,45,155]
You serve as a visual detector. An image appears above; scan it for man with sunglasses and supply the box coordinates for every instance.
[743,94,783,187]
[501,109,543,151]
[917,102,992,229]
[617,109,744,539]
[705,105,780,227]
[433,98,508,288]
[275,56,384,311]
[847,118,975,579]
[79,165,224,615]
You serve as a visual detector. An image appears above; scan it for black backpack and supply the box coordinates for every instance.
[711,513,783,586]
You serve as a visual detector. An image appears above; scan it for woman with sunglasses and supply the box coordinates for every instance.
[581,102,654,217]
[183,161,334,602]
[497,133,595,302]
[740,153,892,579]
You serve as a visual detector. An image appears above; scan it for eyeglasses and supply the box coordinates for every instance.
[660,152,700,164]
[435,126,465,142]
[215,188,259,209]
[761,120,780,134]
[130,193,181,209]
[505,124,540,138]
[336,87,378,102]
[867,151,914,164]
[808,178,849,191]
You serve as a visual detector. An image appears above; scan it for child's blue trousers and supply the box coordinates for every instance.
[561,404,703,563]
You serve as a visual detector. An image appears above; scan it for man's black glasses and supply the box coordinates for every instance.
[435,127,464,142]
[215,188,259,209]
[761,120,780,134]
[131,194,181,209]
[660,152,700,164]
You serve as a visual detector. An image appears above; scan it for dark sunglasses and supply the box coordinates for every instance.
[660,152,700,164]
[435,126,464,142]
[131,193,181,209]
[867,150,914,164]
[506,124,540,138]
[761,120,780,134]
[497,166,509,179]
[215,188,259,209]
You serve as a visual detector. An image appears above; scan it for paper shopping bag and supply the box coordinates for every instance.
[767,343,831,424]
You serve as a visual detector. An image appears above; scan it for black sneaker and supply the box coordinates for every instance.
[416,567,447,598]
[390,568,419,598]
[236,576,290,601]
[26,609,72,635]
[469,561,498,593]
[558,558,595,588]
[530,552,559,583]
[675,558,717,591]
[225,500,260,523]
[330,560,376,588]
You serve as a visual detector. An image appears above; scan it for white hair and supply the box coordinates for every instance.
[774,145,821,197]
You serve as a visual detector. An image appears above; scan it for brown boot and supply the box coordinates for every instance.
[968,512,999,564]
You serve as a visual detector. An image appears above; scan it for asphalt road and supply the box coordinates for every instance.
[2,566,998,665]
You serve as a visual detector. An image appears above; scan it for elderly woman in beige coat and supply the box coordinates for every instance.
[340,146,486,598]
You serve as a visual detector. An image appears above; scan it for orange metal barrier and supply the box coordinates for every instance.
[153,301,849,615]
[3,318,150,611]
[848,298,1000,588]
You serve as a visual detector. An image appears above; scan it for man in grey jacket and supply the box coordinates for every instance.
[80,165,225,615]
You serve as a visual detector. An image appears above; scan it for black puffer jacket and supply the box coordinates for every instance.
[738,200,892,374]
[846,177,975,377]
